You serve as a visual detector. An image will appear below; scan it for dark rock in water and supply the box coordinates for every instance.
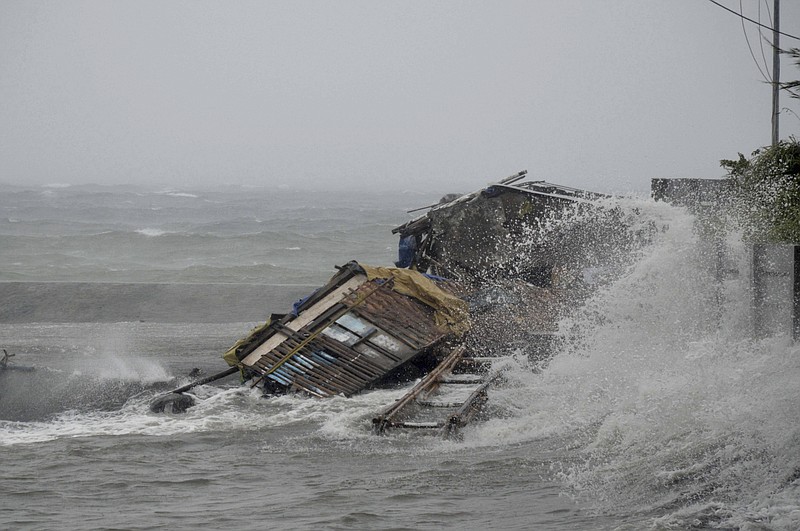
[149,393,195,414]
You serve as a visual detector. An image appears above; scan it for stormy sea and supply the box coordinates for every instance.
[1,183,799,530]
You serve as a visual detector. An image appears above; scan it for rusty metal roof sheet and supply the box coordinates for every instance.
[242,274,456,397]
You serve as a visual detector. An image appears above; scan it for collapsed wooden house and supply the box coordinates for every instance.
[222,261,469,397]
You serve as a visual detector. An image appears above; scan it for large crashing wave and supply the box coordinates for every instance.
[475,198,800,529]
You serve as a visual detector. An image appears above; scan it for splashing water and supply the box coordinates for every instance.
[0,325,176,422]
[3,191,800,528]
[471,198,800,529]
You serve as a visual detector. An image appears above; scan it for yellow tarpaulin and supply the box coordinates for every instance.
[221,263,470,366]
[222,318,272,366]
[359,263,470,336]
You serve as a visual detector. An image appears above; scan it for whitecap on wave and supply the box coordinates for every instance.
[135,228,169,237]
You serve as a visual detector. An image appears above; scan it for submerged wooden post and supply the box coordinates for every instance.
[794,245,800,341]
[169,366,239,395]
[752,244,798,339]
[752,244,767,338]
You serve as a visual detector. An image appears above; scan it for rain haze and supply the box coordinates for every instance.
[1,0,799,193]
[6,4,800,530]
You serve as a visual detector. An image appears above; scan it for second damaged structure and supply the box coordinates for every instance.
[393,170,608,286]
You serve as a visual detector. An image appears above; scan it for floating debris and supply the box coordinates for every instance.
[372,345,506,439]
[152,171,625,428]
[1,349,35,373]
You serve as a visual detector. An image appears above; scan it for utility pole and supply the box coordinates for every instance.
[772,0,780,146]
[768,1,800,341]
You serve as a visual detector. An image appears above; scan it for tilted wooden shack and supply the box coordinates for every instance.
[222,261,468,397]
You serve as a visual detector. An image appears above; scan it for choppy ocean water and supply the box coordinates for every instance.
[1,183,799,530]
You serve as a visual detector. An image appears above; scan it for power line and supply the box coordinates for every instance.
[757,0,772,77]
[741,0,772,83]
[761,0,774,28]
[706,0,800,40]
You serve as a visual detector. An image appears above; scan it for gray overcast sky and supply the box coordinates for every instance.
[1,1,799,193]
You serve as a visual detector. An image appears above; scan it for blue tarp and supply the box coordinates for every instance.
[395,234,418,268]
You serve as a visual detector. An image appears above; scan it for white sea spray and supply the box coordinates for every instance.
[470,197,800,529]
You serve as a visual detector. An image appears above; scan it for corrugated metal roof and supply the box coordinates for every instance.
[245,277,454,397]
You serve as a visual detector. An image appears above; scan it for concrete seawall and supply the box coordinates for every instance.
[0,282,314,323]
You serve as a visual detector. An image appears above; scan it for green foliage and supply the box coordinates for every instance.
[721,138,800,242]
[781,48,800,99]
